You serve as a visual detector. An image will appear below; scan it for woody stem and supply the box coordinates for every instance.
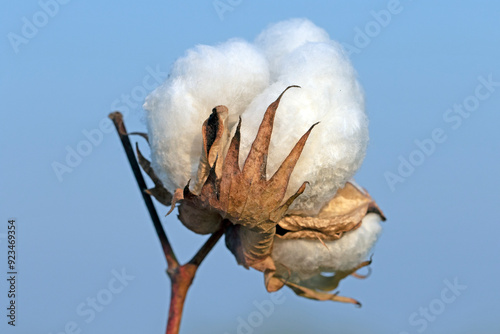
[166,228,224,334]
[165,264,196,334]
[109,111,178,268]
[109,111,224,334]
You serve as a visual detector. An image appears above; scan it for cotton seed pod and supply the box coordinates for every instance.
[140,18,386,305]
[137,86,386,305]
[169,86,314,263]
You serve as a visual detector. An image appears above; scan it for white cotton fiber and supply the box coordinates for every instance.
[271,213,382,280]
[143,39,269,192]
[255,18,331,80]
[238,23,367,214]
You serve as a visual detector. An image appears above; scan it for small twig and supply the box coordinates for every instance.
[109,111,178,269]
[189,223,226,266]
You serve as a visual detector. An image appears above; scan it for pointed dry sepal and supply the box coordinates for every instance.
[175,86,314,230]
[241,85,300,181]
[173,86,316,267]
[215,85,309,229]
[192,105,230,194]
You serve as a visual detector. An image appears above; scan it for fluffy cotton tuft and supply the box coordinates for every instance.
[238,20,367,214]
[144,39,269,192]
[144,19,367,213]
[255,18,331,80]
[271,213,382,280]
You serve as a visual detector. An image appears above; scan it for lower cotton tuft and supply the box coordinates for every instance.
[272,213,383,280]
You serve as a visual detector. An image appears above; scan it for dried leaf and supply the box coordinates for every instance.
[177,86,315,266]
[276,181,385,240]
[284,281,361,306]
[167,188,184,216]
[215,86,315,230]
[225,224,275,267]
[136,143,172,206]
[178,201,222,235]
[192,106,230,194]
[260,181,384,305]
[264,269,285,292]
[269,258,373,306]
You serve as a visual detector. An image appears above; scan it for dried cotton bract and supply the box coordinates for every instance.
[141,19,386,305]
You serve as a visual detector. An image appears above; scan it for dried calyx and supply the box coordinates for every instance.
[169,86,315,265]
[136,86,385,305]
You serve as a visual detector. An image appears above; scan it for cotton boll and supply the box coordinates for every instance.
[144,39,269,192]
[238,41,367,215]
[271,213,382,280]
[255,18,331,80]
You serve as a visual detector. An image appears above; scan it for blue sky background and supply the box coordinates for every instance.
[1,1,500,333]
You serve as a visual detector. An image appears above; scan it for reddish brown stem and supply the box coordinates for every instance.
[166,264,196,334]
[166,228,225,333]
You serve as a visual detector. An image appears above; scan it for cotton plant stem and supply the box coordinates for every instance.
[166,228,224,334]
[109,112,178,268]
[109,111,224,334]
[166,264,196,334]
